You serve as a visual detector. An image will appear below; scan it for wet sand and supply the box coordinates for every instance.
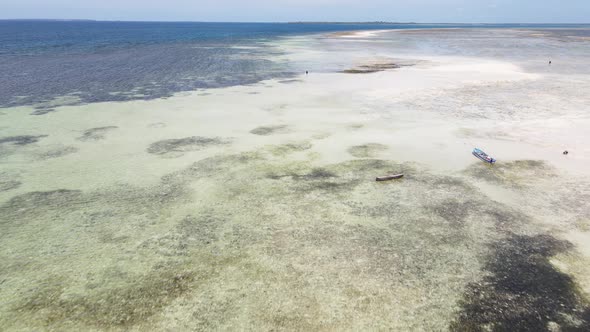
[1,28,590,331]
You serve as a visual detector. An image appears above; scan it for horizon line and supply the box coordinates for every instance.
[1,19,589,25]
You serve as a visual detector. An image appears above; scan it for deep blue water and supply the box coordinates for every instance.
[0,21,588,113]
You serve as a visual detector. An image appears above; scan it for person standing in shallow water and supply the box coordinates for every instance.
[549,60,552,65]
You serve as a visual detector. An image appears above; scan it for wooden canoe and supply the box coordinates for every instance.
[376,174,404,182]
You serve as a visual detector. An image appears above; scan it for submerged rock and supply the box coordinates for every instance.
[265,141,312,157]
[450,234,590,331]
[463,159,556,188]
[0,179,21,192]
[0,135,47,146]
[147,136,230,157]
[341,62,414,74]
[30,107,56,116]
[37,145,78,159]
[250,125,289,136]
[347,143,389,158]
[77,126,118,142]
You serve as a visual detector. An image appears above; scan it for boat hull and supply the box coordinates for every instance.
[472,149,496,164]
[376,174,404,181]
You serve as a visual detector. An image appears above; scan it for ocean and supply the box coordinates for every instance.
[2,20,590,331]
[1,21,586,112]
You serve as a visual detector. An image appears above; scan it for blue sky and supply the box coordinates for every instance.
[1,0,589,23]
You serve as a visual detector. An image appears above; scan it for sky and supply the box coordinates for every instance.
[1,0,589,23]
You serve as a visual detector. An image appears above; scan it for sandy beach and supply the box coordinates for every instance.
[1,28,590,330]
